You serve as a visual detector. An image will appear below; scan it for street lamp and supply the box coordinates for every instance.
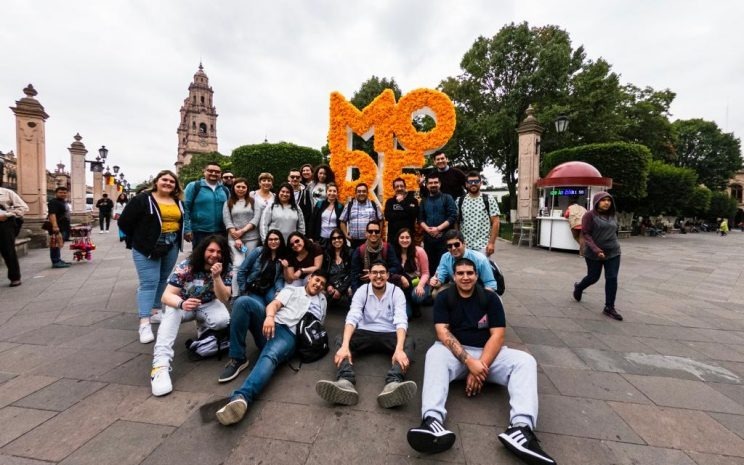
[98,145,108,161]
[113,165,120,175]
[554,115,569,134]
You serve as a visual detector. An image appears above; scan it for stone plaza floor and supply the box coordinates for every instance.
[1,227,744,464]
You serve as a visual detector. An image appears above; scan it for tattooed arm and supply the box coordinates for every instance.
[435,323,489,384]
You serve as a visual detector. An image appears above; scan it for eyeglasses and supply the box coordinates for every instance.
[356,191,367,194]
[367,230,381,235]
[222,176,234,180]
[289,175,300,179]
[205,169,221,174]
[467,179,481,185]
[291,240,303,246]
[446,242,462,249]
[369,270,387,276]
[331,236,344,241]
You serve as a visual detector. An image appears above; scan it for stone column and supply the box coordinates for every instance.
[10,84,50,247]
[67,134,89,224]
[93,170,103,205]
[515,105,544,245]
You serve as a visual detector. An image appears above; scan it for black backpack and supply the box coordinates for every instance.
[295,312,329,363]
[457,193,492,225]
[489,260,506,296]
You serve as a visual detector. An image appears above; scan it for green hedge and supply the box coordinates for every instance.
[542,142,652,205]
[231,142,323,188]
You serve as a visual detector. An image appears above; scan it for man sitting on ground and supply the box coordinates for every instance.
[407,258,556,464]
[216,270,328,426]
[350,219,403,292]
[316,261,416,408]
[429,230,498,294]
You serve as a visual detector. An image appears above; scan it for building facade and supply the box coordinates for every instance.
[729,170,744,225]
[175,63,218,172]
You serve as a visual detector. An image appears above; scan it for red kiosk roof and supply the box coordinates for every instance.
[536,161,612,188]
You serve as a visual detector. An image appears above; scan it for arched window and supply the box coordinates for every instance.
[199,123,207,135]
[200,96,205,104]
[191,121,196,130]
[732,184,743,203]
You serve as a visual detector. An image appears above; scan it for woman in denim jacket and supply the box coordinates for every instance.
[236,229,287,305]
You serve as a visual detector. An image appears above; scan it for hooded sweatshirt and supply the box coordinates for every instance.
[581,192,620,261]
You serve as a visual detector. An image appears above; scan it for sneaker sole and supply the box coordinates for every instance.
[603,311,623,321]
[151,377,172,397]
[498,432,556,464]
[216,400,247,426]
[218,360,250,383]
[407,428,456,454]
[316,380,359,405]
[377,381,417,408]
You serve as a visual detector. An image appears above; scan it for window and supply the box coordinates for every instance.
[732,184,743,203]
[199,123,207,135]
[200,96,205,104]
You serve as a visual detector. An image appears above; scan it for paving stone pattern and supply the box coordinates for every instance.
[1,226,744,464]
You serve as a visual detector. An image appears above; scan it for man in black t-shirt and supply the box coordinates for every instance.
[95,193,114,233]
[383,177,419,244]
[47,186,72,268]
[406,258,556,464]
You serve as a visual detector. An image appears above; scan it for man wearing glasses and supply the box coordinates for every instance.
[183,162,230,247]
[316,261,417,409]
[221,170,235,188]
[349,220,403,292]
[458,171,501,256]
[340,182,383,249]
[430,230,498,294]
[288,168,312,228]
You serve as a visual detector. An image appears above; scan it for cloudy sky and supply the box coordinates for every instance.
[1,0,742,187]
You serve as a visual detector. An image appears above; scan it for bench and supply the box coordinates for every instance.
[669,228,680,234]
[618,230,631,239]
[0,237,30,270]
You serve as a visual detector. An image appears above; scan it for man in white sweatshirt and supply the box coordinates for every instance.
[315,260,416,408]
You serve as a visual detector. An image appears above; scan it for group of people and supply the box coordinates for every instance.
[109,155,557,463]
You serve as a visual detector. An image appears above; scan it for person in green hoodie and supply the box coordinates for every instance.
[572,192,623,321]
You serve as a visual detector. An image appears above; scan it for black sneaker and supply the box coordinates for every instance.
[218,358,249,383]
[498,425,556,464]
[603,306,623,321]
[407,416,456,454]
[572,282,582,302]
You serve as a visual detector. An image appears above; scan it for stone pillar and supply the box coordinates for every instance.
[93,170,103,205]
[515,105,544,245]
[10,84,50,247]
[68,133,91,224]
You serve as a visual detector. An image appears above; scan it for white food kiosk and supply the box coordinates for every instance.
[535,161,613,251]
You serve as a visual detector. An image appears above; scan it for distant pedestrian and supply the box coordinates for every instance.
[564,196,587,255]
[96,193,114,234]
[0,185,29,286]
[118,170,185,343]
[720,218,729,236]
[47,186,72,269]
[573,192,623,321]
[114,193,128,241]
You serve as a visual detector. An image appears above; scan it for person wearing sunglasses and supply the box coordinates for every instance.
[429,230,498,295]
[288,168,313,229]
[316,260,416,409]
[349,220,403,293]
[221,170,235,188]
[281,231,323,286]
[457,171,501,257]
[322,228,353,310]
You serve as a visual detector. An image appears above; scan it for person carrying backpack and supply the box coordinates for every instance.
[457,171,500,256]
[183,162,230,248]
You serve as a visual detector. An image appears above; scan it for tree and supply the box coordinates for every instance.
[618,85,677,162]
[639,160,697,216]
[683,186,712,218]
[177,151,228,186]
[231,142,322,188]
[708,191,738,220]
[673,119,742,191]
[439,22,584,205]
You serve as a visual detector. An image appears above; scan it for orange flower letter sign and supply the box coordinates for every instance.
[328,88,456,203]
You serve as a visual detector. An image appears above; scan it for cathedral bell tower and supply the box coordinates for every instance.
[176,63,218,171]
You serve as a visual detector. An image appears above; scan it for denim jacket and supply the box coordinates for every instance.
[236,246,285,296]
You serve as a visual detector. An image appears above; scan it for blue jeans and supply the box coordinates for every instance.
[231,317,296,403]
[132,245,179,318]
[576,255,621,308]
[403,284,430,317]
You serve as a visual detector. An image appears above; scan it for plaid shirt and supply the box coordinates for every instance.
[341,199,382,240]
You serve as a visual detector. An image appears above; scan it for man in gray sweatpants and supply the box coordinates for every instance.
[406,257,556,465]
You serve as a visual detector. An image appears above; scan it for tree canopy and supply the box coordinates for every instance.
[230,142,323,188]
[673,118,742,191]
[177,151,229,186]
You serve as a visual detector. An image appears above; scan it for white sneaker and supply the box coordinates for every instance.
[149,311,162,324]
[99,230,105,234]
[139,323,155,343]
[150,366,172,396]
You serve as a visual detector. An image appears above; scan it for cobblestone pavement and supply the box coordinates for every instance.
[1,226,744,464]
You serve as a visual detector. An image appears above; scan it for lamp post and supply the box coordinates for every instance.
[554,115,569,134]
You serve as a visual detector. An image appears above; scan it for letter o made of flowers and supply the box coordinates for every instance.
[393,88,456,155]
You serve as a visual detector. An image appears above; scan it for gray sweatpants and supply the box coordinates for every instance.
[421,342,539,429]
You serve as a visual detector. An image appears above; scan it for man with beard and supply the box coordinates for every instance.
[316,261,416,408]
[216,270,329,426]
[419,173,457,273]
[384,177,419,243]
[457,171,500,256]
[350,220,402,292]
